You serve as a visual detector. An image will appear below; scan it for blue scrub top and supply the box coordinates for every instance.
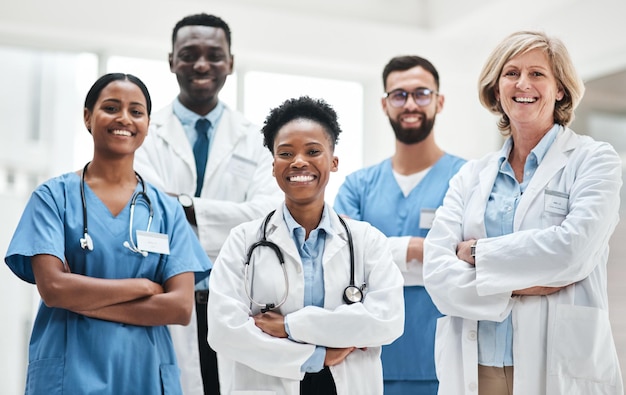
[5,172,211,395]
[334,153,465,383]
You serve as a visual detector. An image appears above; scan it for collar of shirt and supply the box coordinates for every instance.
[172,98,225,146]
[283,203,334,308]
[497,123,561,170]
[282,202,335,245]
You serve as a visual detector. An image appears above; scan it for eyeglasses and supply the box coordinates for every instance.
[384,88,438,108]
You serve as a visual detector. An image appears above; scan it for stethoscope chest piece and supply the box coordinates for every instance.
[343,285,363,304]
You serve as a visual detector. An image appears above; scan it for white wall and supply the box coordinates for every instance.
[1,0,626,393]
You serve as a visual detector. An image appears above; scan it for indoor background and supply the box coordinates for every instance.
[1,0,625,393]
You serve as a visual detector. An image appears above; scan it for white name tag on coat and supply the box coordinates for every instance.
[228,154,257,180]
[544,189,569,215]
[419,208,437,229]
[136,231,170,255]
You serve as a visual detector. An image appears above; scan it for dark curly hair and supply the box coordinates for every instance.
[262,96,342,154]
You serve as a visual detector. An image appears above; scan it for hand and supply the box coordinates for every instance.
[512,285,568,296]
[324,347,356,366]
[252,310,288,338]
[456,239,477,265]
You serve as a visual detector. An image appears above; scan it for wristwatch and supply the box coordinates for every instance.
[178,194,196,225]
[177,193,193,208]
[470,242,477,258]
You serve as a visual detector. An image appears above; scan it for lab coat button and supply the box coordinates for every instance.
[467,330,477,341]
[468,381,478,391]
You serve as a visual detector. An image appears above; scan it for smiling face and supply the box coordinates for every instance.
[170,25,234,115]
[272,119,338,209]
[496,48,564,134]
[382,66,444,145]
[83,80,149,158]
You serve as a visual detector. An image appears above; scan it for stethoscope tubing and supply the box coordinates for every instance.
[244,209,362,313]
[80,161,153,255]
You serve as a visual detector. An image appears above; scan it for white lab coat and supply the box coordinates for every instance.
[207,204,405,395]
[423,127,624,395]
[135,102,282,395]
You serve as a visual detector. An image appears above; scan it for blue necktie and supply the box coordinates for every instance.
[193,118,210,197]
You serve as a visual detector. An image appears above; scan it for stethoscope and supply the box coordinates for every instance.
[79,162,154,257]
[244,210,365,313]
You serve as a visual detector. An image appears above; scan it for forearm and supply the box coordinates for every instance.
[77,291,192,326]
[77,272,194,326]
[39,272,162,311]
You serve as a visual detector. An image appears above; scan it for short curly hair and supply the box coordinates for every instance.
[262,96,342,154]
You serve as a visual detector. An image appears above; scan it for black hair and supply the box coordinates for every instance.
[84,73,152,115]
[382,55,440,90]
[172,13,232,51]
[262,96,342,154]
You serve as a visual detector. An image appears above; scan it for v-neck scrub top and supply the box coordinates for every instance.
[5,172,211,395]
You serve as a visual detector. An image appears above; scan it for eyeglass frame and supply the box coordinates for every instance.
[383,88,439,108]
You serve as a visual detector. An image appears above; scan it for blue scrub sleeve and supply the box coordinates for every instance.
[5,184,66,283]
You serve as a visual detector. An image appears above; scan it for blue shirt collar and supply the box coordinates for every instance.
[172,98,224,128]
[283,203,334,238]
[497,124,561,168]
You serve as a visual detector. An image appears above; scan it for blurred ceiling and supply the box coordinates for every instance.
[229,0,626,117]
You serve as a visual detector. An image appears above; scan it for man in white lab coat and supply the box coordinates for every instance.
[134,13,281,395]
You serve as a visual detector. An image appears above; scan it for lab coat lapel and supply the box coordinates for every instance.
[264,206,302,265]
[470,156,500,238]
[323,212,348,264]
[204,107,248,182]
[152,104,197,176]
[514,127,577,229]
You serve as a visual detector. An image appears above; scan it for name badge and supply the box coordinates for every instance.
[419,208,437,229]
[137,231,170,255]
[544,189,569,215]
[228,154,257,180]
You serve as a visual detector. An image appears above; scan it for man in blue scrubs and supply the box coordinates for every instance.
[334,55,465,394]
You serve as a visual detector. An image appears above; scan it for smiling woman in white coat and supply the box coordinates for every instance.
[423,31,623,395]
[207,96,405,395]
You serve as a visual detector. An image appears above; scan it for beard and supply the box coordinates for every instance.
[389,112,436,145]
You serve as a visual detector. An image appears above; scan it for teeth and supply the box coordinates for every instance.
[514,97,536,103]
[112,130,132,136]
[404,116,420,122]
[289,175,314,182]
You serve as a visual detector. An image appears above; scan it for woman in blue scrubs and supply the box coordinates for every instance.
[5,73,211,394]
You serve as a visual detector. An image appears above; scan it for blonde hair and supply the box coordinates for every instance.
[478,31,585,134]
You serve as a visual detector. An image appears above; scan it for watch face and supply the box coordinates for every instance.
[178,194,193,208]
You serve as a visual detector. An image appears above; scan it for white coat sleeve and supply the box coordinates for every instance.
[207,224,312,381]
[423,163,514,322]
[286,223,405,348]
[474,141,622,296]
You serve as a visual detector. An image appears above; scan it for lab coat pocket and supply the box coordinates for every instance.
[26,357,63,395]
[541,211,566,228]
[548,304,620,386]
[160,363,182,395]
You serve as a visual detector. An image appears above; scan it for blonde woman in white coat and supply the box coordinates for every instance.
[423,31,623,395]
[208,96,405,395]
